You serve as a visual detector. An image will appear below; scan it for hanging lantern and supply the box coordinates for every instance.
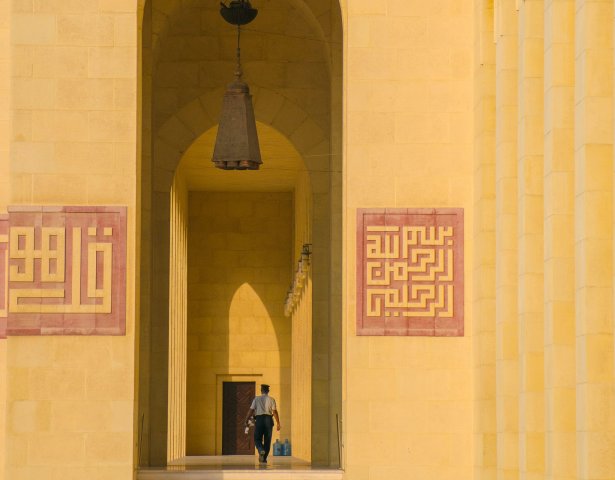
[213,1,262,170]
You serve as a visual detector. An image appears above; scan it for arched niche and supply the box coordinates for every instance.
[138,0,343,467]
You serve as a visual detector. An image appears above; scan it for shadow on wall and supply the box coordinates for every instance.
[185,191,292,455]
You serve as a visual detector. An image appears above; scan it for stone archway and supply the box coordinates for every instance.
[153,89,328,191]
[138,0,343,467]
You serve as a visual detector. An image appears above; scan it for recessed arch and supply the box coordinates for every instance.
[138,0,343,468]
[175,120,312,458]
[153,90,327,193]
[179,122,306,191]
[149,0,338,66]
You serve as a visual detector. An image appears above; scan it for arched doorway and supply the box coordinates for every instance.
[138,0,343,468]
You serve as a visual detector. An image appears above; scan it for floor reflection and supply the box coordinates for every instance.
[142,455,337,472]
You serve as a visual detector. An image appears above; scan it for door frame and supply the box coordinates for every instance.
[215,374,263,455]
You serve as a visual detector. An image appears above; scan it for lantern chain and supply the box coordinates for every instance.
[235,23,242,81]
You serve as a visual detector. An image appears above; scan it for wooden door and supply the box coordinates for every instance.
[222,381,255,455]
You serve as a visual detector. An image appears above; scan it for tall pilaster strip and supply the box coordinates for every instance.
[574,1,615,479]
[495,1,520,478]
[517,2,545,479]
[474,0,497,479]
[543,1,576,479]
[168,173,188,462]
[0,0,9,478]
[0,0,8,211]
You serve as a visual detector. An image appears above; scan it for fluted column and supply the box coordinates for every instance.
[517,2,544,479]
[574,1,615,479]
[291,274,312,461]
[168,172,188,462]
[474,1,497,479]
[544,1,576,479]
[495,1,520,479]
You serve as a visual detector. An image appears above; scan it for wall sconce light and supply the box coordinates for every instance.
[301,243,312,266]
[284,244,313,317]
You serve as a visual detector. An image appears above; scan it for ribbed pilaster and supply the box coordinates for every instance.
[474,1,497,479]
[544,1,576,479]
[517,2,545,479]
[495,1,520,478]
[168,172,188,462]
[574,1,615,479]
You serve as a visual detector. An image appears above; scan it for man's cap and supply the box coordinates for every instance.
[261,384,270,392]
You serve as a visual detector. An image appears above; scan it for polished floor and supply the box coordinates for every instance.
[137,456,344,479]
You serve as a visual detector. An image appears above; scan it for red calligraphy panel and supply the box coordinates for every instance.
[0,214,8,339]
[3,206,127,336]
[357,208,464,336]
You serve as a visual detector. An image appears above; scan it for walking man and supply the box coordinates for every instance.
[244,384,280,464]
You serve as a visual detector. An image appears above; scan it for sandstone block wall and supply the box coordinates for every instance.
[0,1,139,479]
[0,1,612,479]
[344,0,475,479]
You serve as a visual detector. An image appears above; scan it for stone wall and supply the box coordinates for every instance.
[2,0,138,479]
[344,0,475,479]
[1,0,614,479]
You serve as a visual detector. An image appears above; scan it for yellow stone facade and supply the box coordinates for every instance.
[0,1,614,480]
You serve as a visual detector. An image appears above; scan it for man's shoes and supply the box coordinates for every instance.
[258,451,266,464]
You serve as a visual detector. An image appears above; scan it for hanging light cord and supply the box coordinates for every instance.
[235,23,242,80]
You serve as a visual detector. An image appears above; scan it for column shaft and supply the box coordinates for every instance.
[544,1,576,479]
[574,1,615,479]
[496,1,520,479]
[517,2,545,479]
[474,1,497,479]
[168,173,188,462]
